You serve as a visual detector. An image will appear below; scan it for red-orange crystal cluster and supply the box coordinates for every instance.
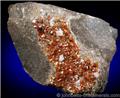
[32,16,99,93]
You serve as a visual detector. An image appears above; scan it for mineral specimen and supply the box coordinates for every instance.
[7,2,118,94]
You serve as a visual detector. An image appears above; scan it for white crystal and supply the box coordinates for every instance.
[80,59,84,63]
[59,54,64,62]
[75,79,80,88]
[56,28,64,36]
[50,17,54,26]
[74,75,78,80]
[94,72,99,78]
[32,19,36,23]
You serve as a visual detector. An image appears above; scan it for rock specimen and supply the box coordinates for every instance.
[7,2,118,94]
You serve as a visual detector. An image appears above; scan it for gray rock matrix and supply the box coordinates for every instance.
[7,2,118,93]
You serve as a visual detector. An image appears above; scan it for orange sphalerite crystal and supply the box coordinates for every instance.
[32,16,99,93]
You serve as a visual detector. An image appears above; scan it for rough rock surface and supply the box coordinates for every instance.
[7,2,118,94]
